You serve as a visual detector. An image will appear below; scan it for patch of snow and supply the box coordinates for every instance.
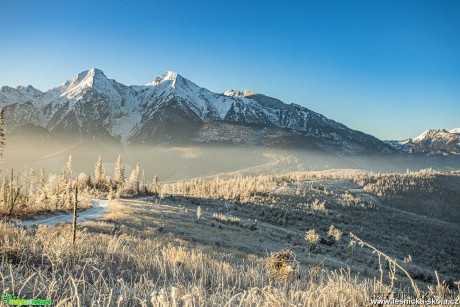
[20,199,109,226]
[223,89,257,97]
[413,130,432,142]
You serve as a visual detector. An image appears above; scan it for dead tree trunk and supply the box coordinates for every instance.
[9,169,13,213]
[72,186,78,245]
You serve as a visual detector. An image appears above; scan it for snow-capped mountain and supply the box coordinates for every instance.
[0,85,42,105]
[0,68,394,155]
[386,129,460,155]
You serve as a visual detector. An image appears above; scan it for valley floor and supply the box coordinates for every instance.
[1,170,460,306]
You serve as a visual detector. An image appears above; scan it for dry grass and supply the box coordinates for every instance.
[1,168,459,305]
[212,213,241,225]
[0,220,434,307]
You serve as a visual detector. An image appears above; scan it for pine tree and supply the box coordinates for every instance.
[86,175,93,190]
[26,168,35,202]
[0,109,5,163]
[59,169,67,192]
[39,168,46,190]
[114,155,125,187]
[129,163,140,195]
[66,154,73,181]
[141,169,146,194]
[65,180,73,209]
[95,155,104,187]
[150,174,159,195]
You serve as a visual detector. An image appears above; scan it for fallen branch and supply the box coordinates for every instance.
[349,232,420,297]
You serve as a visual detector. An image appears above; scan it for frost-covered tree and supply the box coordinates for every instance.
[141,169,147,194]
[65,179,73,208]
[77,172,91,191]
[114,155,125,187]
[66,154,73,180]
[24,168,36,203]
[150,174,159,195]
[39,168,46,190]
[129,163,140,195]
[59,169,67,192]
[95,155,104,185]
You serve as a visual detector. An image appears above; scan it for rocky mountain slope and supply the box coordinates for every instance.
[386,129,460,155]
[0,68,394,155]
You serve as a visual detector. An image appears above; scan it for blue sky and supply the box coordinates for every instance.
[0,0,459,140]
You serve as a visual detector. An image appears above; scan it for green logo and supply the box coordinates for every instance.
[1,292,52,306]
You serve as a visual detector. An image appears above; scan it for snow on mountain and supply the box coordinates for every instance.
[384,139,414,153]
[1,68,394,155]
[224,89,257,97]
[413,130,431,142]
[0,85,43,106]
[449,128,460,136]
[386,129,460,155]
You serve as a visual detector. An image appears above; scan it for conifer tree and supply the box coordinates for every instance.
[39,168,46,190]
[114,155,125,187]
[66,154,73,181]
[129,163,140,195]
[151,174,159,195]
[141,169,146,194]
[95,155,104,187]
[59,169,67,192]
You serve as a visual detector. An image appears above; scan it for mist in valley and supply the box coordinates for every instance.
[4,133,460,183]
[1,131,460,306]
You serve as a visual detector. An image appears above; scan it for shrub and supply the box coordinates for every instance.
[328,225,343,242]
[212,213,240,225]
[305,229,320,251]
[266,248,299,279]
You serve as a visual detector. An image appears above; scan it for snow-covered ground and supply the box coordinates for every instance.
[20,199,109,226]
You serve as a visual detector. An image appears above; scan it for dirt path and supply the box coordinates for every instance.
[20,199,110,226]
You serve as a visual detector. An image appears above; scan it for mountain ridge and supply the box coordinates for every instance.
[0,68,394,155]
[385,129,460,155]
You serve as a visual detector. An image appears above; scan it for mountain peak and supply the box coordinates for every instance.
[146,71,183,87]
[413,129,446,142]
[79,68,107,80]
[68,68,108,85]
[386,128,460,155]
[224,89,257,97]
[88,67,105,76]
[57,68,114,98]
